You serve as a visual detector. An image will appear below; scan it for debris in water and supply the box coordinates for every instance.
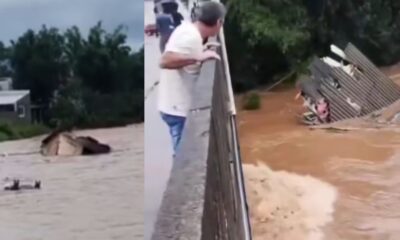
[297,43,400,126]
[4,179,41,191]
[41,130,111,156]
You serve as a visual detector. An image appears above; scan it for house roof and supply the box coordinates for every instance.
[0,90,29,105]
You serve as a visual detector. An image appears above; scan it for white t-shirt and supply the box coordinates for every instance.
[158,21,203,117]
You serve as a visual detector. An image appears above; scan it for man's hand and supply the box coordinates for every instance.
[203,42,221,51]
[144,24,157,37]
[198,50,221,62]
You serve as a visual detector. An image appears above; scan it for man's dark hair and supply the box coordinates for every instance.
[196,2,226,27]
[162,2,178,14]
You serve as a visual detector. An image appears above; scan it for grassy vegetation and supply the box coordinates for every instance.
[0,121,49,142]
[242,92,261,110]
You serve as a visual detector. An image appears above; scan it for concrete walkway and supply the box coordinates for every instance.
[144,1,191,239]
[144,5,172,239]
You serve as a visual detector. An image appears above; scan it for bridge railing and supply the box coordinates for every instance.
[151,21,252,240]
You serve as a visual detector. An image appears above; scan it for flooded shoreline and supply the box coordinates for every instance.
[0,125,143,240]
[239,82,400,239]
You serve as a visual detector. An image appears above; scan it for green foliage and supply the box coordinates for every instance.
[236,0,309,55]
[223,0,400,92]
[1,22,143,129]
[242,92,261,110]
[0,121,49,141]
[49,80,144,129]
[11,27,69,104]
[13,123,49,139]
[73,23,134,93]
[315,0,400,66]
[0,132,8,142]
[0,122,14,137]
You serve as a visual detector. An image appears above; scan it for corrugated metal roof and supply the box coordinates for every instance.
[302,43,400,125]
[0,90,29,105]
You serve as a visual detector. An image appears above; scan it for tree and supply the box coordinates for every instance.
[223,0,400,92]
[11,26,69,105]
[50,23,144,127]
[316,0,400,65]
[73,22,133,94]
[3,23,143,127]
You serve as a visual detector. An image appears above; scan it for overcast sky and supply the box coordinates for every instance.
[0,0,144,51]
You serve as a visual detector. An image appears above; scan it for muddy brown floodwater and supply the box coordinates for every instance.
[0,125,143,240]
[239,75,400,239]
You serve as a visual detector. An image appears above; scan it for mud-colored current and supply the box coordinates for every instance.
[0,125,143,240]
[239,85,400,239]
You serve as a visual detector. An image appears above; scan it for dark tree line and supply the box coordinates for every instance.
[0,22,143,128]
[222,0,400,92]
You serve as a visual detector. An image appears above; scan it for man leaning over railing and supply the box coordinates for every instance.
[158,1,226,156]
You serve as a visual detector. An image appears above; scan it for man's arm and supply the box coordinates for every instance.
[160,52,198,69]
[159,25,220,69]
[160,50,220,69]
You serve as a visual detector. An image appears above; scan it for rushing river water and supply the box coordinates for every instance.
[239,86,400,240]
[0,125,143,240]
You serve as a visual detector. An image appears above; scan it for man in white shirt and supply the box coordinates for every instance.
[158,1,226,155]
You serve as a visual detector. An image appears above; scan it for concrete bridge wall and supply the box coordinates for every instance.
[151,31,252,239]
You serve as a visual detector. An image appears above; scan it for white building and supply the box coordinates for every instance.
[0,77,12,90]
[0,90,31,123]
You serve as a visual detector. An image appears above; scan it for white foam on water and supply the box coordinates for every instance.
[244,163,337,240]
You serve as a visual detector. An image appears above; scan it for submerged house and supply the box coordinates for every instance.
[298,43,400,125]
[41,130,111,156]
[0,90,31,123]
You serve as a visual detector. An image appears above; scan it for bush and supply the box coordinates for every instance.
[14,123,49,139]
[49,82,144,129]
[0,122,14,137]
[0,121,49,142]
[0,132,8,142]
[242,92,261,110]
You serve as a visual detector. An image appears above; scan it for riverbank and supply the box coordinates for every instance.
[238,72,400,239]
[0,119,145,144]
[0,121,49,143]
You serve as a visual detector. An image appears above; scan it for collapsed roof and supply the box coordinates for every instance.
[298,43,400,125]
[41,130,111,156]
[0,90,30,105]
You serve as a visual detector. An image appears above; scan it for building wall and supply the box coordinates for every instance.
[0,77,12,90]
[0,94,31,123]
